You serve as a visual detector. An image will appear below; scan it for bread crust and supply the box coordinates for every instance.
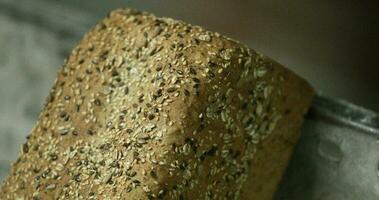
[0,8,313,200]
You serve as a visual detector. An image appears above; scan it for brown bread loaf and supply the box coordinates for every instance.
[0,8,313,200]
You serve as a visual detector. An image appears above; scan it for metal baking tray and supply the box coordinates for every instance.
[275,95,379,199]
[0,1,378,199]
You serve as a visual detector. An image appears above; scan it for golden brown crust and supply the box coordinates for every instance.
[0,8,313,200]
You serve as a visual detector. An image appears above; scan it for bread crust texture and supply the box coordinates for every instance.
[0,8,313,200]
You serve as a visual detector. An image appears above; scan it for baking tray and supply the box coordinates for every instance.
[275,95,379,199]
[0,1,378,199]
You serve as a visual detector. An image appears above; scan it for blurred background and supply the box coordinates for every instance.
[0,0,378,185]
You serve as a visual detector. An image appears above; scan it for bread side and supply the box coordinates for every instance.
[0,8,313,199]
[240,58,313,199]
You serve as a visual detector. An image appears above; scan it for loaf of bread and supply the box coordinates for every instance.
[0,8,313,199]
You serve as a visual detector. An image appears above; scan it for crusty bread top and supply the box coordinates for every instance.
[0,8,313,200]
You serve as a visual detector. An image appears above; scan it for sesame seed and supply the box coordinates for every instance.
[124,87,129,95]
[167,87,176,93]
[86,129,94,135]
[184,89,190,96]
[94,98,102,106]
[46,184,56,191]
[22,143,29,153]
